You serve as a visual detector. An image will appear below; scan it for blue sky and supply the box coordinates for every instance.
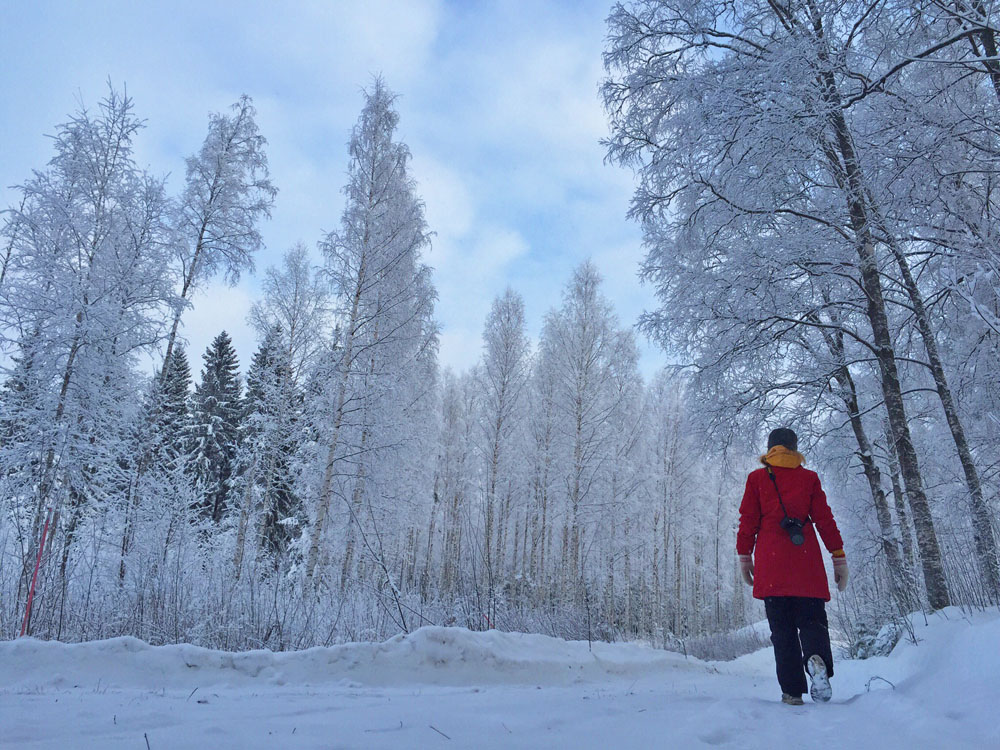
[1,0,665,377]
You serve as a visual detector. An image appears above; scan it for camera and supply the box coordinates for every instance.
[780,516,806,546]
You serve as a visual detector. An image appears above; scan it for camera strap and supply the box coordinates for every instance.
[765,465,810,523]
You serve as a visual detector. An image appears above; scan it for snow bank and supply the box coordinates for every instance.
[2,608,999,749]
[0,625,713,692]
[5,608,996,696]
[828,607,1000,710]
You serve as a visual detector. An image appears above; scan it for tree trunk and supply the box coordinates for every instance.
[118,454,148,583]
[624,516,632,635]
[877,230,1000,597]
[340,427,370,592]
[851,244,948,608]
[652,511,661,632]
[954,0,1000,102]
[162,221,208,372]
[304,252,366,582]
[23,319,85,619]
[814,47,950,607]
[884,420,916,573]
[422,480,440,598]
[233,455,265,580]
[832,362,915,608]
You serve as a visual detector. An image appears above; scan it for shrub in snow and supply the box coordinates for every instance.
[849,621,904,660]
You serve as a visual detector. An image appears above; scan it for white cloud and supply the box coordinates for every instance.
[412,154,476,248]
[436,327,484,374]
[236,0,443,90]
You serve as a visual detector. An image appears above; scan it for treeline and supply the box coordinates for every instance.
[0,80,741,651]
[10,0,995,654]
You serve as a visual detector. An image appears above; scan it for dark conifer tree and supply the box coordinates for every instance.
[0,337,44,457]
[232,327,302,569]
[156,346,192,462]
[188,331,243,522]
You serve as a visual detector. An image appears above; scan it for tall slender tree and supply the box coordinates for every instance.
[537,262,640,600]
[304,78,438,590]
[476,288,531,615]
[163,96,276,368]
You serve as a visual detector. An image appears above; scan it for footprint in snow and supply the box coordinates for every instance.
[698,727,733,745]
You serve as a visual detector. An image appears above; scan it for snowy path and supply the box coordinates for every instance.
[2,609,997,749]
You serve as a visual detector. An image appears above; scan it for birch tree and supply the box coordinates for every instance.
[603,0,955,609]
[163,96,276,367]
[0,86,178,632]
[537,262,640,600]
[304,78,437,590]
[476,288,530,615]
[249,243,331,386]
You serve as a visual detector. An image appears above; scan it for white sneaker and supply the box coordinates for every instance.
[807,655,832,703]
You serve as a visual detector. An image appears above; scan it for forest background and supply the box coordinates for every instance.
[2,0,998,658]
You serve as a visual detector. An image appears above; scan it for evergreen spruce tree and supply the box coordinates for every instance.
[188,331,243,523]
[231,327,302,574]
[243,331,280,420]
[0,337,44,461]
[155,346,193,467]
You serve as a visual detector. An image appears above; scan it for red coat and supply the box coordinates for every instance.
[737,465,843,601]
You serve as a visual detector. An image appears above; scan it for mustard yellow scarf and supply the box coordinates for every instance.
[760,444,805,468]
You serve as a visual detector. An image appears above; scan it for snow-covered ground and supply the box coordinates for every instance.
[2,608,996,749]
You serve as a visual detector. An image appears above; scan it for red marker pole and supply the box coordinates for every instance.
[20,506,53,638]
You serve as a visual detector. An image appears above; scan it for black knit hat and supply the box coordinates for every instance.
[767,427,798,451]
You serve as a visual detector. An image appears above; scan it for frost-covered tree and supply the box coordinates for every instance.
[476,288,531,613]
[598,325,644,634]
[163,96,276,367]
[118,345,193,582]
[526,341,559,589]
[601,0,972,609]
[304,79,439,607]
[642,371,742,636]
[187,331,243,523]
[431,370,477,596]
[155,346,193,451]
[249,243,331,385]
[0,86,177,633]
[536,262,641,601]
[230,327,302,576]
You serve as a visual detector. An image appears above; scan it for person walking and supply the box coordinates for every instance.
[737,427,848,705]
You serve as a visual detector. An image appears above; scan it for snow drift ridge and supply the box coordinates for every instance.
[0,626,712,691]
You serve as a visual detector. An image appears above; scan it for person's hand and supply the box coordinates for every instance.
[739,554,754,586]
[833,555,848,592]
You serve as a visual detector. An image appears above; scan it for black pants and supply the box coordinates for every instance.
[764,596,834,697]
